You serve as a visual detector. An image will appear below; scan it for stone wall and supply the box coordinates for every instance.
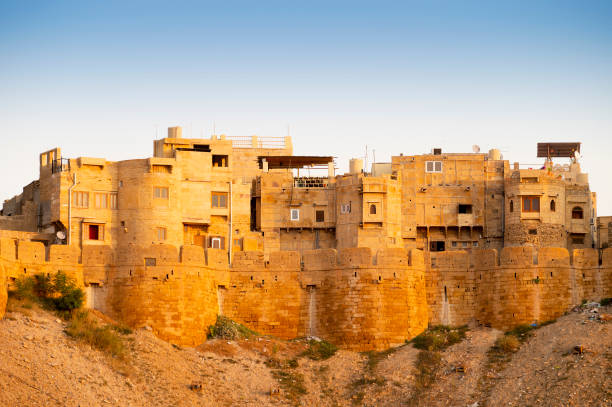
[427,247,612,331]
[0,237,611,351]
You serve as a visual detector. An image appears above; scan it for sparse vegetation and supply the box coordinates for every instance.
[414,350,442,389]
[207,315,258,340]
[347,346,401,404]
[65,310,130,359]
[266,357,305,405]
[411,325,469,351]
[271,369,306,404]
[478,319,558,402]
[300,339,337,360]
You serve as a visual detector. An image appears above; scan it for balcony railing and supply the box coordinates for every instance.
[294,177,328,188]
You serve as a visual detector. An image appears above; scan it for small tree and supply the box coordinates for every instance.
[51,271,84,311]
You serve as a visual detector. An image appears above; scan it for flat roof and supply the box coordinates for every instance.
[258,155,333,169]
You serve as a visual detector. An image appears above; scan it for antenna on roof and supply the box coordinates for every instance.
[472,145,480,153]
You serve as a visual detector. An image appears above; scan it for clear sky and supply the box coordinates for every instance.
[1,1,611,213]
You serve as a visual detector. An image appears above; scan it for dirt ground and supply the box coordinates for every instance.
[0,304,610,407]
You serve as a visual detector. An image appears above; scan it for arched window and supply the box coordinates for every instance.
[550,200,556,212]
[509,200,513,212]
[572,206,583,219]
[370,204,377,215]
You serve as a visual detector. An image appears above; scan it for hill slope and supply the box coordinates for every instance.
[0,304,610,406]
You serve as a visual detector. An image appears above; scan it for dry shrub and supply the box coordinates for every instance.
[495,335,520,353]
[415,350,442,389]
[65,310,127,359]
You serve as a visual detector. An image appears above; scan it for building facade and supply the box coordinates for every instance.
[0,129,599,257]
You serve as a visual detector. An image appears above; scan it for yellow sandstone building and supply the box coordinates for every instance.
[0,128,609,350]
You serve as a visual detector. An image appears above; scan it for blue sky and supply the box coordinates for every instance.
[1,1,611,213]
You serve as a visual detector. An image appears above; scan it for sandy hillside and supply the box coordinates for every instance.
[0,303,610,407]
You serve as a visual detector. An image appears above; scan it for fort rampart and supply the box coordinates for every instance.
[1,237,611,351]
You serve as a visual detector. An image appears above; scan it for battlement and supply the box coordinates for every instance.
[0,240,610,351]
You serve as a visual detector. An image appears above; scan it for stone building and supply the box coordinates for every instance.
[0,129,600,257]
[598,216,612,249]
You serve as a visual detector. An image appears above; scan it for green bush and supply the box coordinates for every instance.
[14,275,36,301]
[11,271,84,313]
[411,325,468,351]
[208,315,258,340]
[600,298,612,306]
[301,339,338,361]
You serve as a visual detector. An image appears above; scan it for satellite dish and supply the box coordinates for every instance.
[56,231,66,240]
[472,145,480,153]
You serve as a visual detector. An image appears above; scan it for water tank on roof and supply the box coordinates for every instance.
[488,149,502,160]
[349,158,363,174]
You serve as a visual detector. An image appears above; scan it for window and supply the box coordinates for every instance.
[144,257,157,267]
[72,191,89,208]
[290,209,299,221]
[341,202,351,214]
[87,224,103,241]
[156,227,167,241]
[154,187,169,199]
[316,210,325,222]
[212,192,228,208]
[109,192,118,209]
[550,200,556,212]
[94,193,108,209]
[522,196,540,212]
[425,161,442,173]
[572,206,583,219]
[473,241,478,247]
[209,236,225,249]
[212,155,229,167]
[571,234,585,244]
[509,200,513,212]
[152,164,171,173]
[233,238,243,250]
[458,204,473,214]
[451,241,457,248]
[370,204,377,215]
[462,241,469,247]
[430,241,445,251]
[528,229,537,235]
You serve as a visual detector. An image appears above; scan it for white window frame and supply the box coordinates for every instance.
[154,186,169,199]
[211,237,222,249]
[425,161,442,173]
[156,227,167,241]
[341,202,351,214]
[290,209,300,221]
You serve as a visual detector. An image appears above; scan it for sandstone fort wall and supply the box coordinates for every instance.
[0,237,611,351]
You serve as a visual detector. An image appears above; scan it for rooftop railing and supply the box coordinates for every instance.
[227,136,286,149]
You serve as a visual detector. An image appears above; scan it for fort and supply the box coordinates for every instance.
[0,128,610,350]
